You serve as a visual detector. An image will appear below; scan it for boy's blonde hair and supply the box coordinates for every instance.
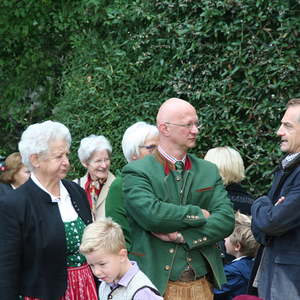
[229,212,259,257]
[204,146,245,185]
[80,217,126,255]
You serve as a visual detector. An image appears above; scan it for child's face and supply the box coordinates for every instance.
[85,249,126,283]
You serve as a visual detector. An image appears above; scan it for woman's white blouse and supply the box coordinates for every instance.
[31,173,78,222]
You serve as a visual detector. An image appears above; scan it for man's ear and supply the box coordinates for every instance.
[158,122,170,136]
[30,154,40,168]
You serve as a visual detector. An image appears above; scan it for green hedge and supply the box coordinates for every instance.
[1,0,300,196]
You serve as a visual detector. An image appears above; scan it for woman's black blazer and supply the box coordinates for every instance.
[0,178,93,300]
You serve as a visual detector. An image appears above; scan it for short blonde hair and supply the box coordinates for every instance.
[80,218,126,255]
[204,146,245,185]
[229,212,259,257]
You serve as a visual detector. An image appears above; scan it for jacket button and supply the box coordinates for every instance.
[169,248,175,254]
[165,265,170,271]
[187,257,192,262]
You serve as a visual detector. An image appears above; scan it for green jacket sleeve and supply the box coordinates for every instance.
[105,177,132,250]
[181,176,235,250]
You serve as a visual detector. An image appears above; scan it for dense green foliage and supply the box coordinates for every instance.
[1,0,300,196]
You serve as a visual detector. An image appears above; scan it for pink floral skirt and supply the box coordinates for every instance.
[24,264,98,300]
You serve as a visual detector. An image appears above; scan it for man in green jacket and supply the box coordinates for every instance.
[123,98,234,300]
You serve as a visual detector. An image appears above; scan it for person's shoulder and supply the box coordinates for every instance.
[225,257,253,272]
[188,154,219,170]
[62,178,85,194]
[110,176,122,187]
[0,182,13,195]
[0,179,35,208]
[123,155,158,172]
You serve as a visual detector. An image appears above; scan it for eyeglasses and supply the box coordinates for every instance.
[164,121,201,129]
[139,145,157,152]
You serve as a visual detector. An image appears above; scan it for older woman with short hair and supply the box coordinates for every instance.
[0,152,30,195]
[0,121,97,300]
[75,135,115,220]
[106,121,159,249]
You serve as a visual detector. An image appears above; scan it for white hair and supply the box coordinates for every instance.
[122,121,158,162]
[78,135,112,163]
[18,120,71,171]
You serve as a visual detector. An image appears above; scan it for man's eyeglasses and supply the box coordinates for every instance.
[164,121,201,130]
[139,145,157,152]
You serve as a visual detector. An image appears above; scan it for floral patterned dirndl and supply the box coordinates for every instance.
[22,217,98,300]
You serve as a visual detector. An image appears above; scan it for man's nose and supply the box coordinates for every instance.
[277,125,284,136]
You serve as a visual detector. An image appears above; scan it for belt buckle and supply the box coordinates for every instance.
[179,268,196,282]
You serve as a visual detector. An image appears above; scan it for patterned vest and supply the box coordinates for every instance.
[99,270,161,300]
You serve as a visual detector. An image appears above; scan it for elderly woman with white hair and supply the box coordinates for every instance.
[74,135,115,221]
[105,121,159,249]
[0,121,98,300]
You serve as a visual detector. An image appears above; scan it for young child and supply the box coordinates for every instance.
[214,212,259,300]
[80,217,163,300]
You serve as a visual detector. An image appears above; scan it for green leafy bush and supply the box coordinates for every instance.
[1,0,300,196]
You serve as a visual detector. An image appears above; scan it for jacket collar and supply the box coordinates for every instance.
[153,150,192,175]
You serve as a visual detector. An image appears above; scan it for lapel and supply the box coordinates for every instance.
[95,172,115,208]
[181,169,193,205]
[62,179,93,225]
[270,155,300,202]
[162,157,194,205]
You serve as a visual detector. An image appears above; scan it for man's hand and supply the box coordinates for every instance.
[151,232,184,243]
[201,209,210,218]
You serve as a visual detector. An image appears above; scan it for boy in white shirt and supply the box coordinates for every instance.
[80,217,163,300]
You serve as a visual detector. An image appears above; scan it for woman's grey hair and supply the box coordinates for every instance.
[122,121,158,163]
[18,120,71,171]
[78,135,112,164]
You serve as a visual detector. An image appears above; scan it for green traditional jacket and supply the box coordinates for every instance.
[122,153,235,295]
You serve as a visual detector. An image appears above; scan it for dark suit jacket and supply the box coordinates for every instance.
[251,156,300,299]
[0,178,92,300]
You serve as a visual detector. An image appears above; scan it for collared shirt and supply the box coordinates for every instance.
[232,256,247,262]
[108,261,163,300]
[158,146,186,165]
[31,173,78,222]
[282,152,300,168]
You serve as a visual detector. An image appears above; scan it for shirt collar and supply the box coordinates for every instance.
[158,145,186,164]
[232,256,247,262]
[109,261,139,289]
[281,152,300,168]
[157,146,191,175]
[31,173,69,203]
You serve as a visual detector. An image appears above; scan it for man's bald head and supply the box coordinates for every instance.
[156,98,196,126]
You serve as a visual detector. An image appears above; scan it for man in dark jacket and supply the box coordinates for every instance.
[251,98,300,300]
